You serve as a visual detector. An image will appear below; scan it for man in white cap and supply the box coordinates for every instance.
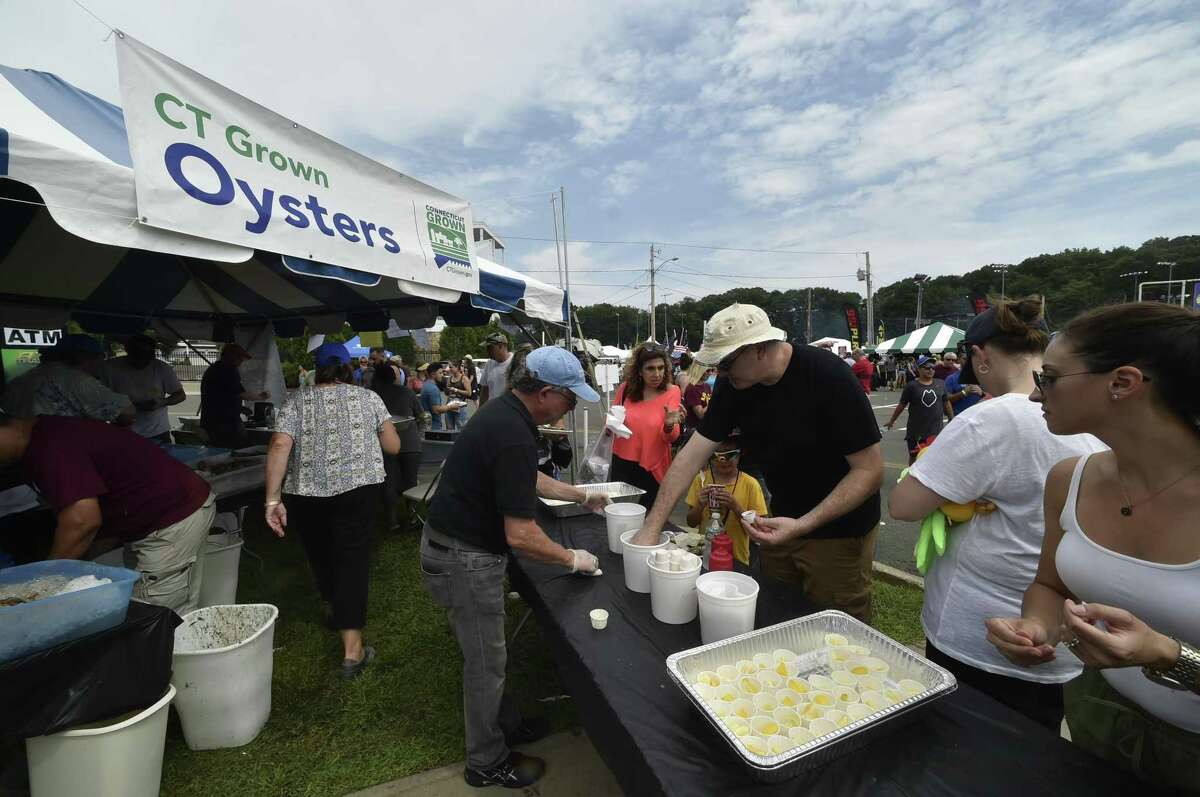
[421,346,609,789]
[632,304,884,621]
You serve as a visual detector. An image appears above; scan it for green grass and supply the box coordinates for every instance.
[161,513,924,795]
[160,515,575,797]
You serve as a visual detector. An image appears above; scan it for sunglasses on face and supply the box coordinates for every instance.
[548,387,577,410]
[1031,369,1133,392]
[710,449,741,462]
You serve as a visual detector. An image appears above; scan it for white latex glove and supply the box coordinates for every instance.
[569,549,601,575]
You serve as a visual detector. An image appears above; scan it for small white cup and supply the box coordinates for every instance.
[589,609,609,630]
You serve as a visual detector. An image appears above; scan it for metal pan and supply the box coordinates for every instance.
[538,481,646,517]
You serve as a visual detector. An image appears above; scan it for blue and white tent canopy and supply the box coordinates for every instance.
[0,65,566,335]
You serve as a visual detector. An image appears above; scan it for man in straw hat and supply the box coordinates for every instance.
[632,304,884,621]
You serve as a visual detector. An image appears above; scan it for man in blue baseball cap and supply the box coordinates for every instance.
[421,345,606,789]
[885,354,954,463]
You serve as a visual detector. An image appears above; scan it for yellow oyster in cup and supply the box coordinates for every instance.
[767,734,796,755]
[757,670,783,690]
[732,698,756,719]
[848,645,871,656]
[737,658,759,675]
[717,664,739,683]
[773,707,802,729]
[828,647,853,665]
[773,648,798,665]
[856,675,884,693]
[845,702,873,722]
[751,715,781,737]
[752,652,774,670]
[862,657,890,675]
[808,717,835,737]
[831,670,857,687]
[802,702,826,721]
[715,684,739,703]
[860,690,891,711]
[833,686,859,705]
[694,682,714,701]
[753,693,778,713]
[884,688,906,703]
[788,726,816,745]
[786,676,811,695]
[737,675,763,696]
[824,708,850,728]
[824,632,849,647]
[722,716,752,737]
[695,670,721,688]
[808,674,835,691]
[847,660,872,678]
[743,735,769,756]
[809,690,835,708]
[898,678,926,697]
[775,688,801,707]
[711,698,733,717]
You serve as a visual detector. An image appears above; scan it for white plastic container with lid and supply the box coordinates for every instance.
[604,503,647,554]
[647,552,701,624]
[26,684,176,797]
[620,529,670,593]
[695,571,759,644]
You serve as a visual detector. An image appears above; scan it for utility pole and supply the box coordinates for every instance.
[649,244,656,343]
[806,288,813,342]
[914,274,930,328]
[857,251,875,346]
[648,245,678,344]
[614,312,620,348]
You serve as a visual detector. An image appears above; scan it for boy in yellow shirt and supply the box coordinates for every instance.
[685,435,767,565]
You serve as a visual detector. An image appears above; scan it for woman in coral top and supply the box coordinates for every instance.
[611,343,684,508]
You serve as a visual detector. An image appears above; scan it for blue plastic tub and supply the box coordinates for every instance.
[0,560,140,662]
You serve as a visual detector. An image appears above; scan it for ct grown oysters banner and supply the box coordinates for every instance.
[115,34,478,292]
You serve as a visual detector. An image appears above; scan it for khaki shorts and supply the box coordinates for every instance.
[126,492,216,615]
[758,526,878,623]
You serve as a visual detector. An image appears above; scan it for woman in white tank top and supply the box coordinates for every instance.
[985,302,1200,794]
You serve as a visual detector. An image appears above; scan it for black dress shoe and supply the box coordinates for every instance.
[341,646,375,680]
[464,752,545,789]
[505,716,551,746]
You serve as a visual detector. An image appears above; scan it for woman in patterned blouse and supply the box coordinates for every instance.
[265,342,400,680]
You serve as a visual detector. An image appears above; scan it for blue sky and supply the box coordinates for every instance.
[3,0,1198,307]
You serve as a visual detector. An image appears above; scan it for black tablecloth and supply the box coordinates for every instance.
[0,601,179,740]
[509,512,1142,797]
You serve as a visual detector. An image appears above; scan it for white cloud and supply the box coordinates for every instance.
[604,160,648,198]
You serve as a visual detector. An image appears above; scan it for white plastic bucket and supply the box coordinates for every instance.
[172,603,278,750]
[647,555,702,624]
[620,529,670,593]
[26,684,176,797]
[198,532,244,609]
[696,571,760,643]
[604,503,646,554]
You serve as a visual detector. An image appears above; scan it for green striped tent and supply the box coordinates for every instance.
[872,322,964,355]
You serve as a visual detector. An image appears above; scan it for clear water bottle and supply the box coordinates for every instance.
[702,510,723,569]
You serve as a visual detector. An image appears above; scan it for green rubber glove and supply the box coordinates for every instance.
[915,515,933,575]
[931,510,947,556]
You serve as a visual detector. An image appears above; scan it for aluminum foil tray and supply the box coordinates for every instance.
[666,610,956,783]
[539,481,646,517]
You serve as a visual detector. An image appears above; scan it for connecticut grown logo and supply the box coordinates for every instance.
[425,206,472,273]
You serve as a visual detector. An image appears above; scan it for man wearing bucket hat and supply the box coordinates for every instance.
[421,346,609,789]
[632,304,884,622]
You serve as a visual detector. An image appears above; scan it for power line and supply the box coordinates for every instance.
[661,267,857,281]
[502,234,864,256]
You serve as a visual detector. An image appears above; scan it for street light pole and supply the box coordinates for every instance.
[614,312,620,349]
[1157,261,1178,303]
[1120,270,1149,301]
[913,274,930,328]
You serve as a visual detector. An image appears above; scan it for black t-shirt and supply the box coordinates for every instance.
[900,378,948,443]
[699,345,882,539]
[427,391,539,553]
[199,360,244,427]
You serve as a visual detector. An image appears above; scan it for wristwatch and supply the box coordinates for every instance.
[1142,637,1200,692]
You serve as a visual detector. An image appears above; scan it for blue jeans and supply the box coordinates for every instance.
[419,527,521,769]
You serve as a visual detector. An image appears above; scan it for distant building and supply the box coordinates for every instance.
[473,221,505,262]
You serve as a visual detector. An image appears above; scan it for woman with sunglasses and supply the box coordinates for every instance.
[611,342,684,507]
[685,436,767,566]
[986,302,1200,792]
[890,296,1106,731]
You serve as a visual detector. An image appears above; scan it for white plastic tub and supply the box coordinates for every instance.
[620,529,670,593]
[604,503,646,554]
[26,684,175,797]
[647,554,702,624]
[696,571,760,643]
[198,533,244,608]
[172,603,278,750]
